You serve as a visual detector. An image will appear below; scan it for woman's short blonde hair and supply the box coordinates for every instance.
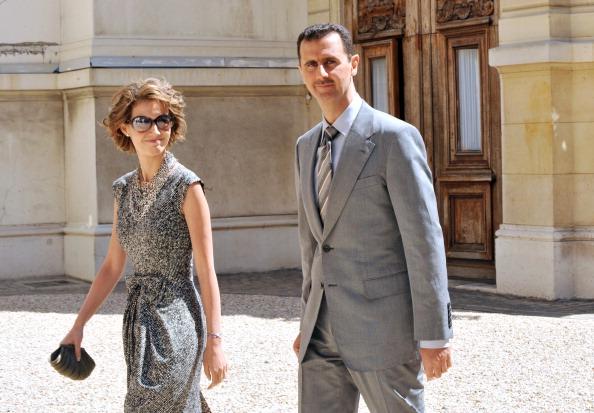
[102,78,187,153]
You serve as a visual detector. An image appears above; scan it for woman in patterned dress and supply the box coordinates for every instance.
[60,78,227,412]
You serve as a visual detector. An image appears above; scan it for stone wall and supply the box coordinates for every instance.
[0,0,313,280]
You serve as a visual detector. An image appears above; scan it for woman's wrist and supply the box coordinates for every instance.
[207,332,222,340]
[73,319,86,329]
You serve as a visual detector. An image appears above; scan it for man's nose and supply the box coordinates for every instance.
[317,64,329,78]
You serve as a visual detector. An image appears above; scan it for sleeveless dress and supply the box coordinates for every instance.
[113,151,211,413]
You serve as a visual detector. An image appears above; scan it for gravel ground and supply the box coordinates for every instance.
[0,292,593,413]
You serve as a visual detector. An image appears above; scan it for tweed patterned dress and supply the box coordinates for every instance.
[113,151,211,413]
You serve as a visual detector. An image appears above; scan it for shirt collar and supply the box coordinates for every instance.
[322,94,363,137]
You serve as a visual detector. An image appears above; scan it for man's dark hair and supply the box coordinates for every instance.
[297,23,355,61]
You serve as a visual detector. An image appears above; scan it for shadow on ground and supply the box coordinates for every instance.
[0,270,593,318]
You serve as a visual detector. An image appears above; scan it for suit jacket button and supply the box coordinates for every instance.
[322,244,333,252]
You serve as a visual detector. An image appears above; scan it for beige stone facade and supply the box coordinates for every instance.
[308,0,344,24]
[490,0,594,299]
[2,1,594,298]
[0,0,310,281]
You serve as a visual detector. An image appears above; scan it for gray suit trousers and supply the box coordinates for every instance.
[299,293,425,413]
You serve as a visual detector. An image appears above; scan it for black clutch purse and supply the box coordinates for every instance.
[49,344,96,380]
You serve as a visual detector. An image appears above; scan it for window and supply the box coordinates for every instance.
[370,57,389,113]
[456,48,482,151]
[359,39,400,117]
[442,26,490,168]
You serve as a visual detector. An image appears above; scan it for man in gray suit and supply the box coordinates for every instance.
[293,24,453,413]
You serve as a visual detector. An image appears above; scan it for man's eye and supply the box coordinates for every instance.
[305,62,317,68]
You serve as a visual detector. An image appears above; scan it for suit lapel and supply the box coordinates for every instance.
[301,124,324,242]
[322,103,375,239]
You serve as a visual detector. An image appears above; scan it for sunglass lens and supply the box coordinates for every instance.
[132,117,152,132]
[155,115,172,130]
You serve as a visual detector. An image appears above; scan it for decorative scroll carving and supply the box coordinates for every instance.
[436,0,494,24]
[357,0,406,37]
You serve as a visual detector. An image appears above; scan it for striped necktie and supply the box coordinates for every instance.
[318,125,339,223]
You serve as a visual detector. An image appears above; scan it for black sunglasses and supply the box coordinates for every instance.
[128,114,173,132]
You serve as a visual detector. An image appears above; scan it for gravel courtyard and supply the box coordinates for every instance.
[0,276,593,413]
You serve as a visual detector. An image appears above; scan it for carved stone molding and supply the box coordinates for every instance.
[0,41,58,57]
[357,0,406,38]
[436,0,494,24]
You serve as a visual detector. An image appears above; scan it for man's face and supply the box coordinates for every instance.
[298,32,359,110]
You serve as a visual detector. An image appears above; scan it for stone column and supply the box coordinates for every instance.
[490,0,594,299]
[0,0,64,279]
[62,88,106,279]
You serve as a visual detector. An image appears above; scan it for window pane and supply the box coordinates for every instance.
[457,48,482,151]
[371,57,389,113]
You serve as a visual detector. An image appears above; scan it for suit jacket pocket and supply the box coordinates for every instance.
[353,175,383,190]
[363,272,409,300]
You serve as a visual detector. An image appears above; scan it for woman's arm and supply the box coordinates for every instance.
[60,200,127,359]
[183,183,227,389]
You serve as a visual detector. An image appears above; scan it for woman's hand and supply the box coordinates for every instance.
[60,325,84,361]
[203,339,228,389]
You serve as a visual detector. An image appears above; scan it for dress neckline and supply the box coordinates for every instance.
[134,151,177,192]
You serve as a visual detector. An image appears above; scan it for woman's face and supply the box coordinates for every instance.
[121,99,172,158]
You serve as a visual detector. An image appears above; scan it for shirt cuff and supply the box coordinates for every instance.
[419,339,451,349]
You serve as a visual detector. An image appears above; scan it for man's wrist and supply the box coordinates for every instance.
[419,339,451,349]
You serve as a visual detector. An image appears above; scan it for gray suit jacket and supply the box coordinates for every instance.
[295,101,453,371]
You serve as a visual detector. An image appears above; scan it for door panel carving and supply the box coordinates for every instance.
[437,0,494,24]
[442,181,493,260]
[355,0,406,40]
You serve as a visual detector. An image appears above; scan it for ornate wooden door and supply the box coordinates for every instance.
[347,0,501,280]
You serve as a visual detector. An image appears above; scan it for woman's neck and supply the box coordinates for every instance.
[137,152,166,183]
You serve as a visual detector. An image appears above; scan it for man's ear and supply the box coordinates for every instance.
[351,54,360,77]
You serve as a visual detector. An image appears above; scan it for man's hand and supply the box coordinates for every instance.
[293,332,301,358]
[419,347,452,380]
